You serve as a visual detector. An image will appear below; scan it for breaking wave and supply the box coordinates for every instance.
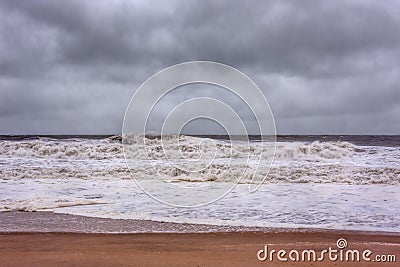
[0,135,399,185]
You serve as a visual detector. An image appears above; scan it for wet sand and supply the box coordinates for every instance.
[0,212,399,266]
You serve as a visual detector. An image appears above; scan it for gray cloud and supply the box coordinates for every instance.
[0,0,399,134]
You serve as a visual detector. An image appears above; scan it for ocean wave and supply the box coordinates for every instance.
[0,136,399,185]
[0,137,123,159]
[0,135,355,160]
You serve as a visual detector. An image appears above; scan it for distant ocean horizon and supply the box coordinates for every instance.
[1,134,400,147]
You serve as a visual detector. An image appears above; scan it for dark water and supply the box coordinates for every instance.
[0,135,116,141]
[0,135,399,147]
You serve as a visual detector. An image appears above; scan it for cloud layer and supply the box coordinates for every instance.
[0,0,399,134]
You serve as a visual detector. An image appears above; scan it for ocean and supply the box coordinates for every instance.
[0,135,399,232]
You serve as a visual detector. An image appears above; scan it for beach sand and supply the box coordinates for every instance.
[0,212,399,266]
[0,232,399,266]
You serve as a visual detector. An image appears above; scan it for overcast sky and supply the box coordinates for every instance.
[0,0,399,134]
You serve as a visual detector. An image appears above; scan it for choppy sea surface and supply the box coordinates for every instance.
[0,135,399,232]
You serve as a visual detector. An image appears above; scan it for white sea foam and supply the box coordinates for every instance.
[1,179,399,232]
[0,137,123,159]
[0,136,398,185]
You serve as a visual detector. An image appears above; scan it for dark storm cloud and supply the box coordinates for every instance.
[0,0,399,134]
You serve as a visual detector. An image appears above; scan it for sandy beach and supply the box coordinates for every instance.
[0,212,399,266]
[1,231,399,266]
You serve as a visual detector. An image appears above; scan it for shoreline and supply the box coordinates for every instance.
[1,212,399,266]
[1,211,400,235]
